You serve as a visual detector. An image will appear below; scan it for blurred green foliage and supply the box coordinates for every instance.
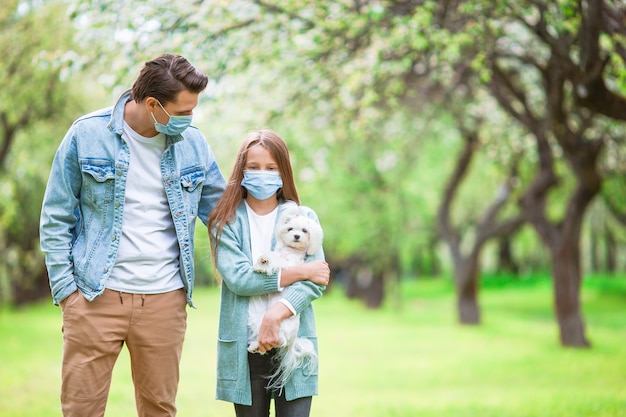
[1,0,625,317]
[0,0,84,305]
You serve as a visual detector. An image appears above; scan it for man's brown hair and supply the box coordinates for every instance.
[131,54,208,104]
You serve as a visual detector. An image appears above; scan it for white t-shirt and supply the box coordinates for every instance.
[106,122,183,294]
[246,202,299,344]
[246,201,278,267]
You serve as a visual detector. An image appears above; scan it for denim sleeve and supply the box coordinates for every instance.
[197,142,226,227]
[39,126,81,304]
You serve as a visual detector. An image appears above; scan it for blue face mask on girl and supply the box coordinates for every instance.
[241,170,283,200]
[151,100,193,135]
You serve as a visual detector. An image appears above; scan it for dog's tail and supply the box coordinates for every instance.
[266,337,317,393]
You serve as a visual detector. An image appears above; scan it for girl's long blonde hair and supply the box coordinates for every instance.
[208,129,300,265]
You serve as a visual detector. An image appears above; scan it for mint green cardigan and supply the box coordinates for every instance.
[214,200,326,405]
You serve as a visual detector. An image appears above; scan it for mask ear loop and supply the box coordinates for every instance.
[149,98,167,126]
[156,100,172,118]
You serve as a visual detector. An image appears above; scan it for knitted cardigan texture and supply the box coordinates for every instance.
[214,200,326,405]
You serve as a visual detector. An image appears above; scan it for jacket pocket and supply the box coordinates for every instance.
[179,167,204,218]
[80,159,116,206]
[81,159,116,182]
[180,167,204,192]
[217,339,238,381]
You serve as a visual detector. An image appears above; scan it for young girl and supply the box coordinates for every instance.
[208,129,330,417]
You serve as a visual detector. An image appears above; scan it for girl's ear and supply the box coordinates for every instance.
[306,220,324,256]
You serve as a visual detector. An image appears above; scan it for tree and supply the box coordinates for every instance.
[589,174,626,272]
[209,0,626,344]
[66,0,626,347]
[0,0,81,171]
[0,0,82,305]
[438,125,524,324]
[483,0,626,346]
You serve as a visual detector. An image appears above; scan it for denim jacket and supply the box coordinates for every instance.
[214,201,325,404]
[39,89,225,307]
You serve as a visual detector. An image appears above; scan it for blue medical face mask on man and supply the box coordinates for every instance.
[241,170,283,200]
[151,100,193,135]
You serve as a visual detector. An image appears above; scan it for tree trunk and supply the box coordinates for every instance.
[344,260,385,309]
[516,148,597,347]
[551,246,590,347]
[455,257,480,324]
[364,271,385,309]
[605,225,616,273]
[497,236,519,274]
[590,223,600,272]
[12,269,51,306]
[437,127,524,325]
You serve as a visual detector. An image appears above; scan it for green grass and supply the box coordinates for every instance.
[1,277,625,416]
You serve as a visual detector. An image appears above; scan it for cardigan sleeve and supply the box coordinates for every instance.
[215,217,282,297]
[214,202,327,306]
[281,280,325,314]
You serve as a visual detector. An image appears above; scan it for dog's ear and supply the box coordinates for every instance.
[282,205,300,220]
[306,220,324,255]
[274,209,298,250]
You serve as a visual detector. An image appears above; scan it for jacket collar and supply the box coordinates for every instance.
[107,89,184,145]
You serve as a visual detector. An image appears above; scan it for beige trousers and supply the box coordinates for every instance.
[60,288,187,417]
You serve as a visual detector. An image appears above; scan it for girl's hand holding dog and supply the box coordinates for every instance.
[257,260,329,353]
[280,260,330,287]
[257,302,292,353]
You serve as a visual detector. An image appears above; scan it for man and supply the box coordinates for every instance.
[39,54,226,417]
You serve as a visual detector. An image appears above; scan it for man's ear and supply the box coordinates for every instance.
[145,97,158,112]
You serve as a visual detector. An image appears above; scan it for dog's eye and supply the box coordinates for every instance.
[302,228,308,233]
[287,227,293,232]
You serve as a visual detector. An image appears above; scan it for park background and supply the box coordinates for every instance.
[1,0,625,416]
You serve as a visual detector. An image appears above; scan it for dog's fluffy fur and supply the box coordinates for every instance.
[249,205,323,391]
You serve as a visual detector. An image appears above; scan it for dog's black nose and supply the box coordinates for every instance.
[294,234,300,240]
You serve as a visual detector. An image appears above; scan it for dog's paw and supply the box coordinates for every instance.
[248,342,261,353]
[253,256,273,274]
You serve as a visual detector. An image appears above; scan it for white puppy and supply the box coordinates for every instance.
[250,205,324,391]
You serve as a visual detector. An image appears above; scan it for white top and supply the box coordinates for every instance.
[245,202,296,344]
[246,201,278,267]
[106,122,183,294]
